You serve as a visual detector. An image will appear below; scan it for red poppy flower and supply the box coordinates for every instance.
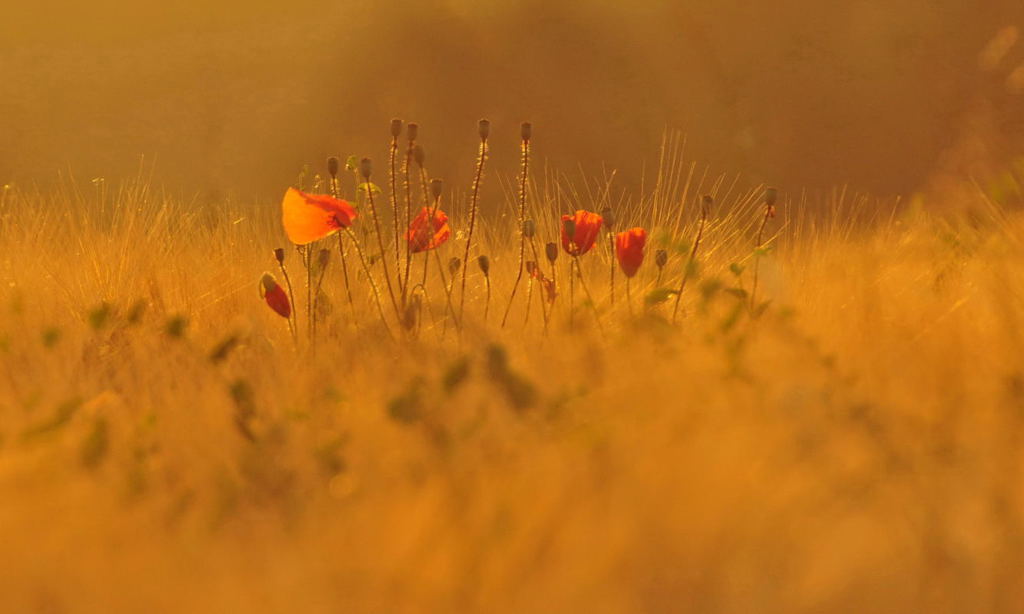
[405,207,451,253]
[260,273,291,319]
[560,210,603,256]
[615,227,647,277]
[281,187,357,245]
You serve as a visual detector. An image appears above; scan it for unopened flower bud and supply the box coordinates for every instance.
[478,119,490,140]
[430,178,443,200]
[477,255,490,276]
[563,218,576,241]
[413,144,425,167]
[545,242,558,263]
[701,195,714,216]
[327,156,339,178]
[522,219,536,238]
[521,122,532,142]
[359,158,372,179]
[274,247,285,264]
[765,187,778,207]
[655,249,668,269]
[317,248,331,269]
[390,118,403,138]
[601,206,616,230]
[448,257,461,276]
[526,261,537,275]
[407,122,419,141]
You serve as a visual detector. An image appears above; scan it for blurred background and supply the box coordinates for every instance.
[2,0,1023,203]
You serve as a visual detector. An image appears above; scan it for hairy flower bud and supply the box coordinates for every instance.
[655,249,668,269]
[521,121,532,142]
[601,206,616,230]
[390,118,403,138]
[407,122,419,141]
[430,178,443,200]
[477,255,490,276]
[478,119,490,140]
[274,247,285,264]
[545,242,558,263]
[701,195,714,217]
[359,157,372,179]
[448,257,461,276]
[765,187,778,207]
[413,144,425,167]
[327,156,339,178]
[522,219,536,238]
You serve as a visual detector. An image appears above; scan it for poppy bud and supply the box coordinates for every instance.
[402,293,421,331]
[765,187,778,207]
[478,119,490,140]
[477,255,490,276]
[430,178,443,200]
[407,122,419,141]
[602,206,616,230]
[390,118,403,138]
[327,156,339,178]
[359,158,372,179]
[563,218,576,242]
[526,260,537,275]
[260,273,291,319]
[545,242,558,263]
[521,122,532,142]
[701,195,714,217]
[274,247,285,264]
[655,249,668,269]
[317,248,331,269]
[522,219,536,238]
[413,144,425,167]
[448,257,461,276]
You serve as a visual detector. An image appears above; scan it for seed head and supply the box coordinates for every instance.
[477,255,490,276]
[413,144,425,167]
[430,178,443,200]
[545,242,558,263]
[655,249,668,269]
[390,118,403,138]
[274,247,286,264]
[522,219,536,238]
[327,156,340,178]
[601,206,616,230]
[521,122,532,142]
[478,119,491,140]
[359,157,372,179]
[407,122,419,141]
[448,257,461,276]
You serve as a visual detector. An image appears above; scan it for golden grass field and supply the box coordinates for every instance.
[2,138,1024,613]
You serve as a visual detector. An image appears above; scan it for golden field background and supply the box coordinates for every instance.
[2,146,1024,611]
[4,0,1024,611]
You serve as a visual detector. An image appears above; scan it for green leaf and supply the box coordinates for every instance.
[357,182,382,196]
[644,287,678,307]
[345,155,360,173]
[729,263,745,277]
[724,287,748,300]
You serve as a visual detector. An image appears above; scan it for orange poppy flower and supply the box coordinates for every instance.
[405,207,451,253]
[560,210,603,256]
[615,227,647,277]
[260,273,291,318]
[281,187,357,245]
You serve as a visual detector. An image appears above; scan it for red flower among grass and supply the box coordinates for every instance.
[405,206,451,253]
[560,210,603,256]
[615,227,647,277]
[260,273,291,318]
[281,187,358,245]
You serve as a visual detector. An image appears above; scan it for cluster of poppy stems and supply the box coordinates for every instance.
[259,189,647,322]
